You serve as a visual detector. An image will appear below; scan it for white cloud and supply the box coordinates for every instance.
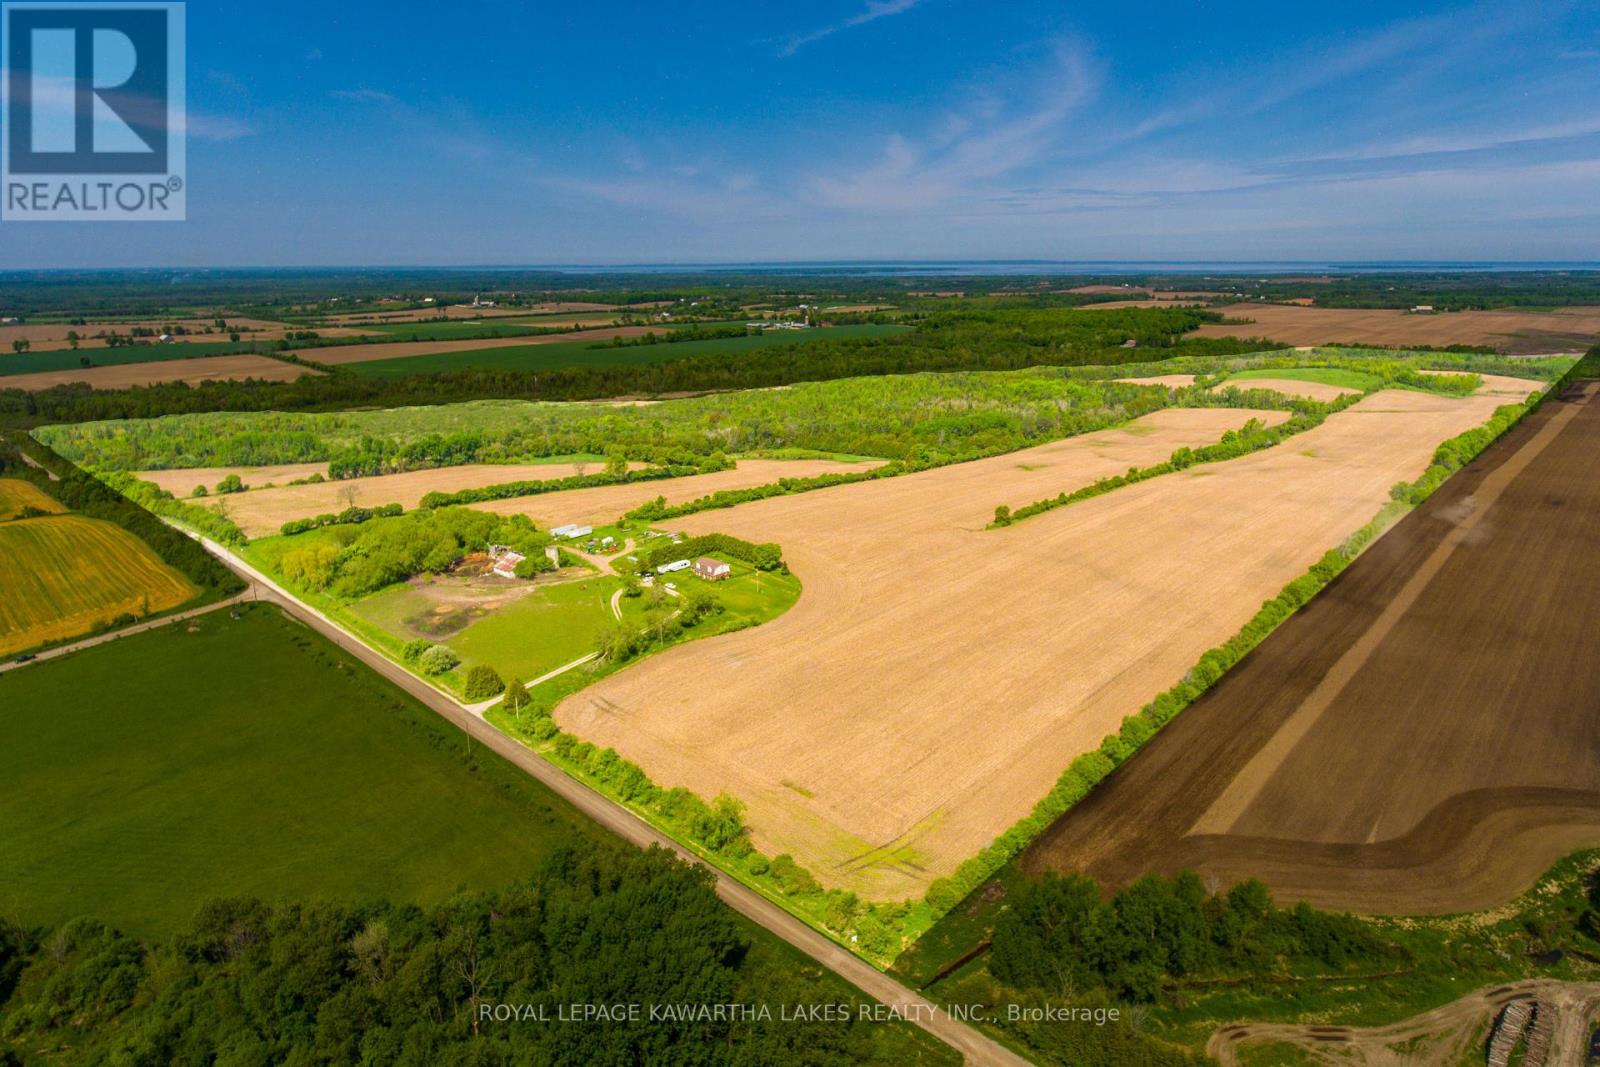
[778,0,923,57]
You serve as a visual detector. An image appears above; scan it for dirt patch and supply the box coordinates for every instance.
[1116,373,1197,388]
[299,326,668,365]
[1023,381,1600,915]
[0,355,317,391]
[1215,377,1360,402]
[137,463,329,495]
[186,461,639,538]
[1195,303,1600,355]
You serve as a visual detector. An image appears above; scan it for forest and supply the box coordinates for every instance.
[0,845,940,1066]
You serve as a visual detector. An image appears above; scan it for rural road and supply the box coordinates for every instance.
[187,535,1032,1067]
[0,591,249,676]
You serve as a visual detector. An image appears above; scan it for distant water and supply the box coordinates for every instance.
[501,260,1600,277]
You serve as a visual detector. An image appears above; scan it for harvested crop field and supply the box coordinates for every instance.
[465,458,885,529]
[318,302,616,324]
[1115,373,1197,388]
[137,463,330,496]
[0,478,66,521]
[183,461,641,538]
[0,514,199,656]
[554,383,1545,900]
[1022,378,1600,915]
[0,316,298,350]
[1214,376,1359,402]
[1195,303,1600,354]
[297,326,665,365]
[0,355,317,391]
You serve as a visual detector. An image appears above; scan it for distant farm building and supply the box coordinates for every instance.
[551,524,593,540]
[488,543,525,578]
[693,557,731,581]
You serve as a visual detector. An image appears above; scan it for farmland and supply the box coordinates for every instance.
[298,325,671,364]
[553,376,1548,901]
[162,459,644,538]
[0,604,610,936]
[0,353,317,391]
[1195,302,1600,353]
[336,323,913,377]
[0,477,64,520]
[0,510,199,657]
[1022,377,1600,916]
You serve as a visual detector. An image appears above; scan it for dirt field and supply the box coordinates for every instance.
[0,514,199,656]
[184,462,642,538]
[137,464,330,497]
[465,458,884,529]
[0,355,318,391]
[1023,379,1600,915]
[553,382,1549,900]
[1194,302,1600,354]
[1116,373,1197,388]
[1209,980,1600,1067]
[298,326,666,365]
[1215,377,1360,402]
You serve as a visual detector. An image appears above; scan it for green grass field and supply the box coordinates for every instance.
[342,323,912,378]
[0,514,199,657]
[0,339,267,377]
[0,603,611,938]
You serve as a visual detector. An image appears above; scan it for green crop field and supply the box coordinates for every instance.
[355,314,620,339]
[0,603,611,937]
[0,513,199,656]
[1225,366,1385,390]
[342,323,913,378]
[0,477,65,521]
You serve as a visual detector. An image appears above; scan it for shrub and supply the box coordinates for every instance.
[417,645,458,675]
[192,484,207,497]
[215,473,245,494]
[512,554,553,578]
[401,638,431,662]
[502,677,530,710]
[464,665,504,700]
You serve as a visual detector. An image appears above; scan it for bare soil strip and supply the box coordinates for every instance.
[1208,980,1600,1067]
[1023,380,1600,914]
[186,462,642,539]
[297,326,666,365]
[2,355,317,391]
[546,399,1565,900]
[1194,302,1600,354]
[137,464,330,496]
[464,458,884,530]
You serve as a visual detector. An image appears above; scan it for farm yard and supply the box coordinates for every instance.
[1195,302,1600,353]
[0,505,199,657]
[1023,377,1600,916]
[553,376,1551,900]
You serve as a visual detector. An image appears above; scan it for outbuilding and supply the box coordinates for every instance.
[693,557,731,581]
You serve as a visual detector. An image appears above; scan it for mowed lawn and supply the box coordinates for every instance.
[344,323,912,378]
[447,576,621,681]
[0,604,611,938]
[0,513,198,656]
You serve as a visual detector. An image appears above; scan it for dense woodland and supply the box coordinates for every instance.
[0,846,940,1066]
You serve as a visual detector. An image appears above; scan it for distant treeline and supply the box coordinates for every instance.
[1,306,1265,427]
[0,433,242,595]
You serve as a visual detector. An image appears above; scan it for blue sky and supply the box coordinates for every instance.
[3,0,1600,267]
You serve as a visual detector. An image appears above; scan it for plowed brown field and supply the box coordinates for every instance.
[138,464,330,496]
[1024,379,1600,914]
[2,355,317,391]
[464,458,884,529]
[185,462,643,538]
[1195,303,1600,354]
[554,384,1545,900]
